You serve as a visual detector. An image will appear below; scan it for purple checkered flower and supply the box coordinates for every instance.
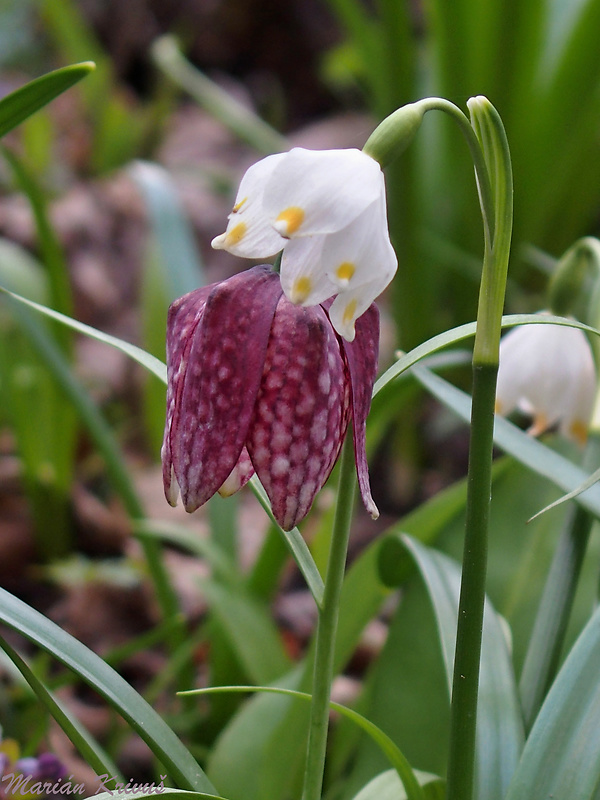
[161,265,379,530]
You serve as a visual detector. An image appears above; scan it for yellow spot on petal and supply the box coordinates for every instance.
[343,298,358,325]
[335,262,355,284]
[225,222,247,246]
[569,418,588,447]
[232,196,247,213]
[290,276,312,304]
[494,399,503,414]
[275,206,305,236]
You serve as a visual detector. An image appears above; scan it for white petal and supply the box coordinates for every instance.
[328,273,391,341]
[278,193,396,331]
[211,153,287,257]
[263,148,385,238]
[279,236,338,306]
[321,194,397,292]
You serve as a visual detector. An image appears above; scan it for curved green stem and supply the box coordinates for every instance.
[445,99,513,800]
[301,434,357,800]
[364,97,495,244]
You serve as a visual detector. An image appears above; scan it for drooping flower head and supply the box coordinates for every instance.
[162,266,379,531]
[495,315,597,445]
[211,147,397,342]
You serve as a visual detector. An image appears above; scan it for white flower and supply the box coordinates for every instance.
[211,147,397,341]
[495,315,597,445]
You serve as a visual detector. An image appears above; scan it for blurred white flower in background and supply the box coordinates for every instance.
[495,315,597,446]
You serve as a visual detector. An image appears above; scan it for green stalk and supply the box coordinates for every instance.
[445,99,512,800]
[301,434,356,800]
[445,361,497,799]
[366,96,512,800]
[152,35,288,155]
[519,432,600,729]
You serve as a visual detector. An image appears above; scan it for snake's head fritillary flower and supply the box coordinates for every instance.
[495,315,597,445]
[211,147,397,342]
[161,265,379,531]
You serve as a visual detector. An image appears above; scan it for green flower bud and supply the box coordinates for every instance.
[548,237,600,318]
[362,101,426,167]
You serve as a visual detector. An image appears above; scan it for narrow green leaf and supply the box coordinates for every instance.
[207,539,388,800]
[0,635,123,782]
[152,36,287,155]
[2,149,73,323]
[248,475,325,607]
[134,521,238,585]
[0,285,167,382]
[505,604,600,800]
[199,581,291,686]
[0,62,95,139]
[8,298,143,519]
[0,587,215,793]
[0,237,48,301]
[373,314,600,399]
[377,459,510,588]
[130,160,205,299]
[528,465,600,522]
[181,685,425,800]
[399,535,524,800]
[413,365,600,518]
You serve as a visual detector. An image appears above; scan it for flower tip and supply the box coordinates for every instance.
[211,232,227,250]
[164,466,180,507]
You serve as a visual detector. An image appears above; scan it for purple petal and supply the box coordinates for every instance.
[338,303,380,518]
[171,265,282,512]
[247,297,351,530]
[162,284,215,505]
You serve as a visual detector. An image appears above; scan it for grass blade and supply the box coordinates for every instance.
[181,685,426,800]
[399,536,524,800]
[0,62,94,139]
[0,586,216,793]
[0,285,167,382]
[413,365,600,518]
[505,604,600,799]
[0,635,123,782]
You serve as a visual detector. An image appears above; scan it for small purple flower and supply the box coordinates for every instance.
[162,265,379,530]
[14,753,66,782]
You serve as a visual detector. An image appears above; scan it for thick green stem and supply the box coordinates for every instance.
[301,434,356,800]
[445,362,498,800]
[519,432,600,729]
[368,96,512,800]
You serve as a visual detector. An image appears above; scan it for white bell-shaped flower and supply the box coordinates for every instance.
[211,147,397,341]
[495,315,597,445]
